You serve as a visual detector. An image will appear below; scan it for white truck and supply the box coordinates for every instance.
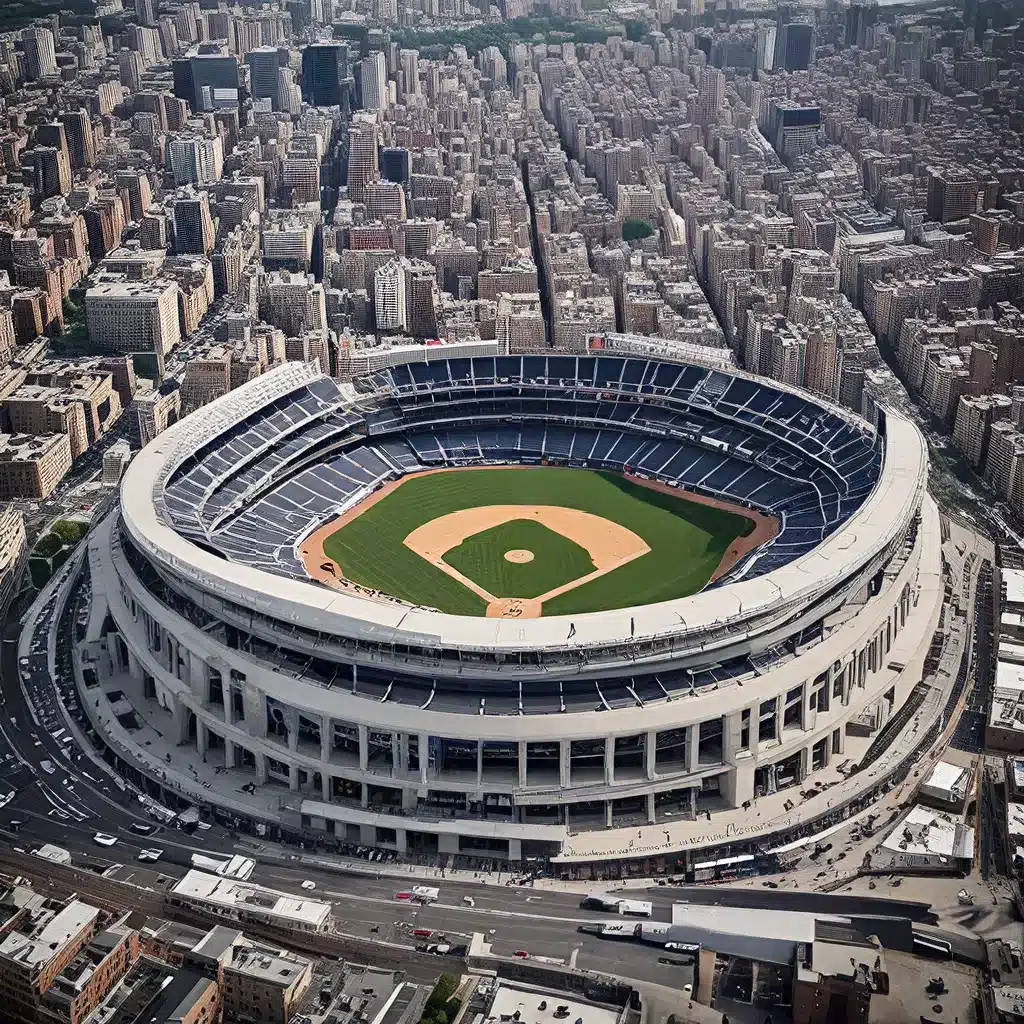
[412,885,440,903]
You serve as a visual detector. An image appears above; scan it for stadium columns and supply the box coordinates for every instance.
[686,724,699,774]
[645,730,656,780]
[196,719,207,758]
[224,739,235,769]
[418,733,429,784]
[559,740,570,788]
[603,740,614,785]
[358,724,369,771]
[321,718,331,762]
[476,741,483,785]
[392,733,401,776]
[518,740,527,786]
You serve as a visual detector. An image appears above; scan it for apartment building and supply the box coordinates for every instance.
[85,280,181,357]
[0,503,26,617]
[495,292,545,352]
[136,386,183,446]
[0,432,72,499]
[2,385,89,459]
[0,898,100,1021]
[221,944,313,1024]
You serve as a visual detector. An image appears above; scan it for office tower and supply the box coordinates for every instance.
[405,263,438,338]
[845,3,878,48]
[360,51,386,111]
[246,46,286,110]
[23,146,71,200]
[399,48,418,98]
[135,0,156,27]
[61,110,96,171]
[262,270,326,335]
[168,135,223,186]
[381,147,410,185]
[114,170,153,222]
[374,260,406,331]
[695,67,725,127]
[926,167,981,223]
[35,122,70,168]
[300,42,348,106]
[172,190,216,254]
[118,49,144,92]
[346,115,379,203]
[172,53,240,112]
[775,22,814,71]
[21,28,57,80]
[282,157,320,205]
[127,23,162,65]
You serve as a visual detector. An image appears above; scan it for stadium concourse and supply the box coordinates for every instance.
[73,351,944,873]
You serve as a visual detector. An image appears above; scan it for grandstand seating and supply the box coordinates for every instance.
[157,355,883,588]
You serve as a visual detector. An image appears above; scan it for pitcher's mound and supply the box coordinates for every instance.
[504,549,535,563]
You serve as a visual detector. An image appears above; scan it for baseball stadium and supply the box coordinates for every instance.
[82,347,944,870]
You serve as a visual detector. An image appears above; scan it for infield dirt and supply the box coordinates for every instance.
[297,466,779,617]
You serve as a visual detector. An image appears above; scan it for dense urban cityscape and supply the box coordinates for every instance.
[0,0,1020,1022]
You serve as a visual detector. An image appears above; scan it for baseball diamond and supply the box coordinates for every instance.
[303,466,763,617]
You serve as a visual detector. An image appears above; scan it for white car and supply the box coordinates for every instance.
[93,833,118,847]
[463,896,475,907]
[39,760,54,774]
[301,880,316,891]
[137,848,163,862]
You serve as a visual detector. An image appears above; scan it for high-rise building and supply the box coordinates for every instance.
[926,166,981,223]
[114,170,154,222]
[374,259,406,331]
[346,115,379,203]
[399,48,419,98]
[60,110,96,171]
[168,135,224,186]
[85,280,182,356]
[172,53,241,112]
[22,146,71,201]
[300,42,348,106]
[380,147,410,185]
[172,190,216,254]
[359,51,387,111]
[21,27,57,80]
[246,46,285,110]
[774,22,814,71]
[135,0,156,27]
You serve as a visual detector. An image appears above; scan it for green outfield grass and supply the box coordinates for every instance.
[320,467,754,616]
[444,518,595,599]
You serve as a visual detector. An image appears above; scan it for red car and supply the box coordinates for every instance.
[394,892,412,900]
[413,928,433,937]
[513,950,529,959]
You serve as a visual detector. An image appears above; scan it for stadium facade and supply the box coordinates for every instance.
[83,353,942,866]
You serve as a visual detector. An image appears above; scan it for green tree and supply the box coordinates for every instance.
[622,218,654,242]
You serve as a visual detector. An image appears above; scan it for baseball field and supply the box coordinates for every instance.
[300,467,774,618]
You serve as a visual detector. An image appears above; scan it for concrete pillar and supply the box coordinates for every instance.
[399,733,409,775]
[322,718,332,763]
[402,787,417,811]
[289,764,299,792]
[224,739,236,770]
[645,731,656,780]
[418,733,429,783]
[321,772,331,801]
[604,738,614,785]
[287,715,299,753]
[392,733,401,777]
[686,724,699,774]
[174,697,190,744]
[834,725,846,756]
[196,719,208,758]
[476,741,483,786]
[746,703,759,757]
[508,838,522,862]
[689,787,697,818]
[360,783,369,809]
[518,740,527,787]
[358,724,369,771]
[126,649,141,681]
[646,791,656,823]
[396,828,408,854]
[255,752,268,785]
[223,675,235,727]
[559,739,570,788]
[605,800,613,827]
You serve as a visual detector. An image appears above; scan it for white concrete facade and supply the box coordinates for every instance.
[75,358,943,863]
